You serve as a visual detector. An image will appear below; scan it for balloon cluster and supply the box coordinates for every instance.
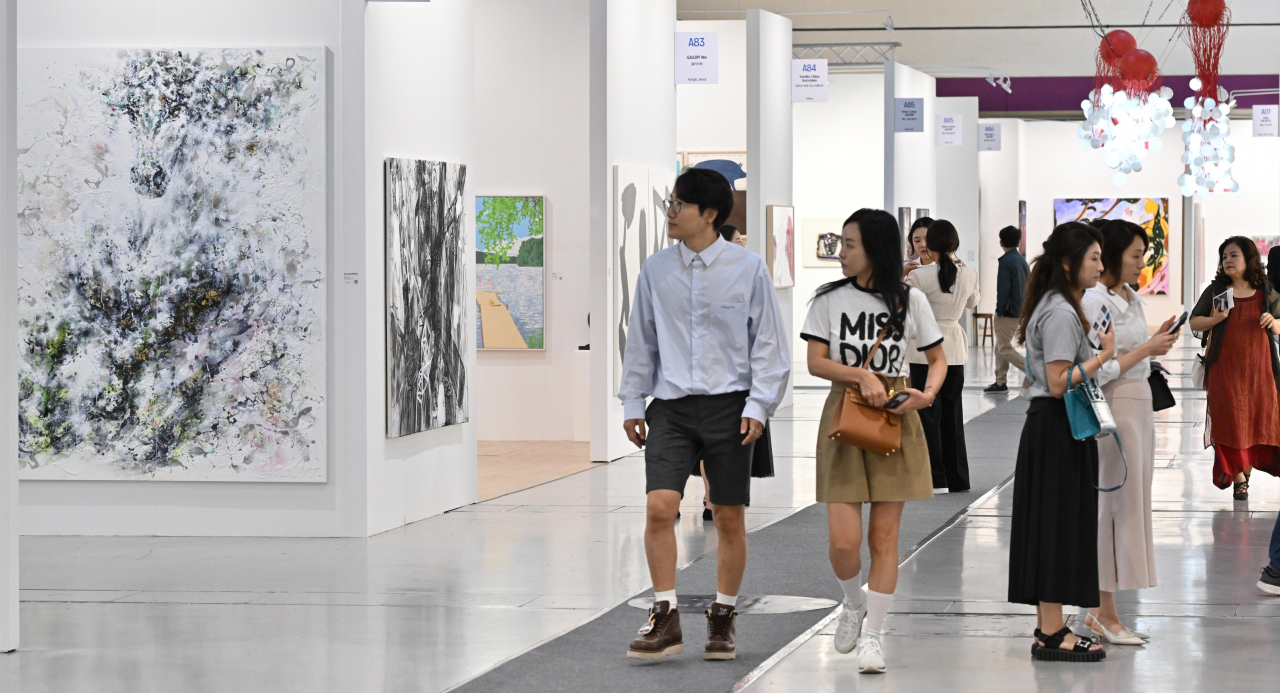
[1079,32,1174,187]
[1179,79,1238,196]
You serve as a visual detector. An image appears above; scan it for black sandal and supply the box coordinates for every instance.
[1234,476,1250,501]
[1032,627,1105,662]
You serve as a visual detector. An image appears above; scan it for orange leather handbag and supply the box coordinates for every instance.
[826,328,901,456]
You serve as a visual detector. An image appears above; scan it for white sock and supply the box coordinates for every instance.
[715,592,738,607]
[839,576,865,609]
[654,589,676,607]
[864,589,893,635]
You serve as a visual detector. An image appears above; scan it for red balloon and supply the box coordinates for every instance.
[1187,0,1226,28]
[1099,30,1137,67]
[1119,49,1159,82]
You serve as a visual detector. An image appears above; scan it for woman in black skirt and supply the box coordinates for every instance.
[1009,222,1112,662]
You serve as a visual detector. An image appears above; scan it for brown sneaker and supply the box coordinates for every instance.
[704,603,737,660]
[627,601,683,659]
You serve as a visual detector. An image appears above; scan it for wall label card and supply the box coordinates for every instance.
[675,32,718,84]
[894,98,924,133]
[937,113,963,145]
[1254,105,1279,137]
[791,59,828,102]
[979,123,1002,151]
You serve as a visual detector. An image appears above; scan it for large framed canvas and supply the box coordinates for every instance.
[475,196,545,350]
[17,48,328,481]
[1054,198,1171,295]
[613,166,678,392]
[386,158,469,438]
[686,150,748,190]
[802,218,843,268]
[766,205,796,288]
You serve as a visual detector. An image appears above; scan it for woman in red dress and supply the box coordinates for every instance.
[1190,237,1280,499]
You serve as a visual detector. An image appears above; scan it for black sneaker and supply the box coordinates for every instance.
[984,382,1008,394]
[1259,565,1280,596]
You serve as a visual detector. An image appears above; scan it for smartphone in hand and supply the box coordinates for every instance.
[1168,311,1189,334]
[885,391,911,410]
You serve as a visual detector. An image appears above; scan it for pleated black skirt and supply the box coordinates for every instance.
[1007,397,1101,608]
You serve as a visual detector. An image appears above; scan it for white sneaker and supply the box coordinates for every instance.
[833,600,866,654]
[856,632,886,674]
[933,488,949,495]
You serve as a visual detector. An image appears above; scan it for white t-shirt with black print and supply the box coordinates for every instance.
[800,281,944,378]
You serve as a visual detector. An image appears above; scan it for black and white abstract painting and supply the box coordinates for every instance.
[613,166,676,392]
[385,158,469,437]
[17,48,328,481]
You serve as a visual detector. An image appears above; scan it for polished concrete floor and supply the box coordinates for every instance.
[4,341,1276,691]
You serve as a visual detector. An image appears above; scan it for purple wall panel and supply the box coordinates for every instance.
[937,75,1280,112]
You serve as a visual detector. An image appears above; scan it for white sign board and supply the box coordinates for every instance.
[937,113,963,146]
[791,59,828,103]
[1254,105,1279,137]
[979,123,1002,151]
[675,32,718,84]
[895,98,924,133]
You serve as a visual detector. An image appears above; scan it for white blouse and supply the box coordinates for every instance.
[905,264,980,366]
[1082,283,1149,386]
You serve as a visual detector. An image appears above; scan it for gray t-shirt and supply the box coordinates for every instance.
[1024,292,1094,399]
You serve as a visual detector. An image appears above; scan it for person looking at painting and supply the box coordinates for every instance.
[1080,220,1180,646]
[901,217,934,275]
[618,167,791,662]
[1189,237,1280,502]
[906,220,980,494]
[985,225,1030,394]
[801,208,947,674]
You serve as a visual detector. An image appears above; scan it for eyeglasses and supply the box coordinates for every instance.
[664,198,687,216]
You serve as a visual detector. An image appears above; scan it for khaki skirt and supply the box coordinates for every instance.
[816,379,934,503]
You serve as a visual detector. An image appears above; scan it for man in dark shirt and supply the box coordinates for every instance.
[985,225,1030,393]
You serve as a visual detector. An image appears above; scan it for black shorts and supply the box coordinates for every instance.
[646,391,754,506]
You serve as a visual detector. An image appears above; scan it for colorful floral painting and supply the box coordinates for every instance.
[1053,198,1170,295]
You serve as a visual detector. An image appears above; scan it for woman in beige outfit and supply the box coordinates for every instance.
[906,220,980,492]
[1081,220,1180,646]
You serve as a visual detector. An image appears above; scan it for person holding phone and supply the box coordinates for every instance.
[800,208,947,674]
[1080,220,1180,646]
[1189,237,1280,501]
[901,217,934,276]
[1007,222,1109,662]
[906,220,981,493]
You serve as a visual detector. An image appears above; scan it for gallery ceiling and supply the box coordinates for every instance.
[676,1,1280,77]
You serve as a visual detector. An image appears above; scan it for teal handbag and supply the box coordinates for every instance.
[1063,363,1127,493]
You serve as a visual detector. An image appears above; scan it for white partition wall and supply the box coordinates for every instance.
[590,0,676,462]
[884,62,937,217]
[1,0,16,654]
[676,19,746,153]
[935,96,980,267]
[746,9,794,407]
[473,0,592,443]
[975,118,1022,315]
[365,1,478,534]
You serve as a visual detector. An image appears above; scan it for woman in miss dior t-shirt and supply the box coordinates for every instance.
[799,208,948,674]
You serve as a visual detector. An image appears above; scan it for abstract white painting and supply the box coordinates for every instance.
[767,205,795,289]
[17,48,328,481]
[612,166,678,392]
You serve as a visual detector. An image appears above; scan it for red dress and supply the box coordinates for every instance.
[1206,291,1280,488]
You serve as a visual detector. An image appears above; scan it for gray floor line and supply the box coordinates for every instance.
[730,469,1019,692]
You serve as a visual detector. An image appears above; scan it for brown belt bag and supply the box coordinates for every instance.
[825,328,901,456]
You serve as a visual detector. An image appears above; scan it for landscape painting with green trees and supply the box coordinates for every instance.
[475,196,545,349]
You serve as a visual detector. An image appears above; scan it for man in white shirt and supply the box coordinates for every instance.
[618,168,791,662]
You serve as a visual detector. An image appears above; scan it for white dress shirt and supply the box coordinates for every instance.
[1082,283,1149,386]
[618,236,791,423]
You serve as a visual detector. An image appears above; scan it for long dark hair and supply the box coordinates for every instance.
[1016,222,1103,345]
[813,208,911,336]
[1214,236,1267,290]
[926,219,960,293]
[1268,246,1280,290]
[1097,219,1148,288]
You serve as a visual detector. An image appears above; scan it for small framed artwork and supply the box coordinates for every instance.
[766,205,795,288]
[476,196,546,350]
[685,150,748,190]
[803,218,844,268]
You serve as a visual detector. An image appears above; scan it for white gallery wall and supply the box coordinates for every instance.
[17,0,372,537]
[365,1,477,534]
[1,0,15,653]
[473,0,592,443]
[977,117,1280,327]
[975,118,1023,315]
[746,9,794,407]
[934,97,980,267]
[884,62,937,217]
[591,0,676,463]
[790,72,885,382]
[675,19,745,154]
